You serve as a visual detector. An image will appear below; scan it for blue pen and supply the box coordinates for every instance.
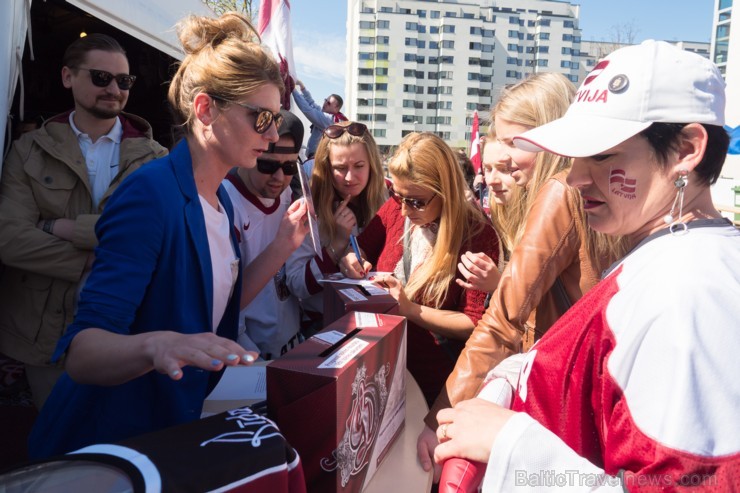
[349,234,365,276]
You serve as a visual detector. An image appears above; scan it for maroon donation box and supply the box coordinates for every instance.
[267,311,407,493]
[322,281,399,326]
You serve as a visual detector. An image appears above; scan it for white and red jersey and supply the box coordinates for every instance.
[484,221,740,492]
[223,175,301,360]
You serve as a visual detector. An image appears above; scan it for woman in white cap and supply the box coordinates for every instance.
[433,40,739,490]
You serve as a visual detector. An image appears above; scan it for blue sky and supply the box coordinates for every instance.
[288,0,715,106]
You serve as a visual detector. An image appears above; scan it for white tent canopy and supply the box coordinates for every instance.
[1,0,214,172]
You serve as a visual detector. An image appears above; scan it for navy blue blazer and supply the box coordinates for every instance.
[29,139,242,458]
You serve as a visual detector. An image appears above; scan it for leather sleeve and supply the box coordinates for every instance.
[425,178,583,428]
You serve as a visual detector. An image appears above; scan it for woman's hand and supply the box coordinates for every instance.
[456,251,501,292]
[339,250,372,278]
[417,425,443,482]
[333,194,356,244]
[275,198,310,252]
[374,274,413,314]
[434,399,516,465]
[145,331,258,380]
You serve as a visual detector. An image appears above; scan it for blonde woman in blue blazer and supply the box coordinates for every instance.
[30,13,308,458]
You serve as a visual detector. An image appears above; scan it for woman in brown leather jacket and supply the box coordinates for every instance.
[417,73,625,478]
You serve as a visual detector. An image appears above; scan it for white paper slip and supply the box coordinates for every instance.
[318,271,393,287]
[312,330,346,345]
[318,338,370,369]
[205,365,266,401]
[340,287,367,301]
[355,312,381,327]
[362,285,388,296]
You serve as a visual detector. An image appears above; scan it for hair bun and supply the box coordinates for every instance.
[177,12,259,55]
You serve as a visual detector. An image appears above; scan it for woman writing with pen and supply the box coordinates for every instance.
[342,132,501,405]
[285,121,388,333]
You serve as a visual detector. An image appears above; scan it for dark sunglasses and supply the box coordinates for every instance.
[389,186,437,211]
[256,158,299,176]
[210,95,283,134]
[324,122,368,139]
[76,67,136,90]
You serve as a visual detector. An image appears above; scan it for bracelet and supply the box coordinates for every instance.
[42,219,55,234]
[327,243,340,264]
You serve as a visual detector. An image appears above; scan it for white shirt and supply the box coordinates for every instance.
[199,195,239,332]
[69,112,122,209]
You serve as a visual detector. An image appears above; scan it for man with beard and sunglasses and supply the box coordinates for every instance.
[223,110,307,360]
[0,33,166,409]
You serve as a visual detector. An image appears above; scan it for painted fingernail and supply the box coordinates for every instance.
[226,354,238,361]
[171,370,181,378]
[242,354,255,363]
[211,359,222,366]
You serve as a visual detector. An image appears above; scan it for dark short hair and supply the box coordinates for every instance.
[329,94,343,110]
[640,123,729,186]
[62,33,126,69]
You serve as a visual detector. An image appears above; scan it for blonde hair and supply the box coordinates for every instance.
[168,12,284,132]
[389,133,488,308]
[491,73,626,262]
[310,122,388,242]
[480,134,522,257]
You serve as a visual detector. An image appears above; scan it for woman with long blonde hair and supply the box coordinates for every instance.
[286,121,388,327]
[343,132,501,405]
[419,72,626,476]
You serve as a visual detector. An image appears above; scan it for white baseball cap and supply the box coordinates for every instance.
[514,40,726,157]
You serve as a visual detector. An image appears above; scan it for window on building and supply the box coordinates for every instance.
[427,86,438,95]
[403,99,423,108]
[377,52,389,60]
[405,37,416,46]
[417,55,425,63]
[376,35,389,44]
[480,59,493,67]
[375,67,388,76]
[442,40,454,49]
[563,20,575,28]
[560,60,571,68]
[429,41,439,49]
[536,59,548,66]
[380,6,392,13]
[418,9,427,18]
[443,25,456,33]
[505,70,519,78]
[374,98,387,106]
[719,0,732,9]
[471,26,482,35]
[359,21,375,29]
[470,42,482,50]
[482,29,494,38]
[468,57,480,65]
[377,20,390,29]
[429,56,438,64]
[431,10,440,18]
[375,114,387,122]
[359,36,374,44]
[376,83,388,91]
[445,11,457,18]
[357,98,370,106]
[509,16,519,24]
[439,55,454,64]
[507,56,518,65]
[359,68,373,76]
[538,46,549,53]
[537,19,551,27]
[567,74,579,83]
[403,84,417,93]
[358,83,373,91]
[357,114,371,122]
[440,71,454,79]
[508,30,519,38]
[482,44,494,52]
[428,71,439,79]
[507,43,518,51]
[373,129,386,138]
[430,26,440,34]
[406,22,418,31]
[539,32,550,40]
[528,20,536,27]
[436,132,451,140]
[418,25,427,33]
[359,52,374,60]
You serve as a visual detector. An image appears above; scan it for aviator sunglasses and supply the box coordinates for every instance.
[75,68,137,90]
[323,122,368,139]
[389,186,438,212]
[256,158,299,176]
[209,95,283,134]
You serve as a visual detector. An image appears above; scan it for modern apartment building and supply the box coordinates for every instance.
[346,0,584,152]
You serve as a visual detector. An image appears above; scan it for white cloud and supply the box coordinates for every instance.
[292,27,346,93]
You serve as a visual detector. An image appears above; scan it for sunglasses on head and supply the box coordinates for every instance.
[256,158,299,176]
[209,95,283,134]
[324,122,368,139]
[76,67,136,90]
[389,186,437,211]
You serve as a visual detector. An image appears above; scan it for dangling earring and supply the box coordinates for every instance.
[663,169,689,235]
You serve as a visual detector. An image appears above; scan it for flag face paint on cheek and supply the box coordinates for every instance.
[609,168,637,200]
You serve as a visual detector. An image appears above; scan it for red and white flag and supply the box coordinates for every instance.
[469,110,482,174]
[258,0,296,109]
